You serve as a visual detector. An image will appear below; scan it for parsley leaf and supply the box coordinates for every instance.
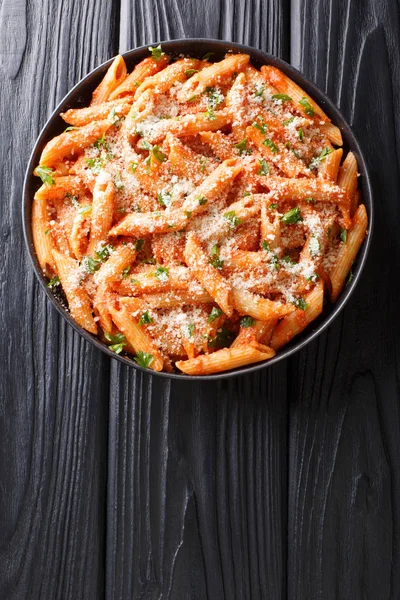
[281,255,295,265]
[309,146,333,170]
[204,108,217,120]
[152,145,167,163]
[282,116,295,126]
[280,206,303,225]
[78,205,92,215]
[85,157,104,173]
[340,228,348,243]
[134,351,154,368]
[94,134,108,150]
[131,161,138,173]
[210,244,224,269]
[197,195,208,206]
[36,166,55,186]
[346,267,353,285]
[271,93,292,101]
[304,197,316,205]
[298,127,304,142]
[263,138,279,153]
[82,256,102,274]
[258,159,270,176]
[154,266,169,281]
[254,83,265,98]
[299,96,314,117]
[187,323,195,337]
[64,126,79,132]
[240,316,255,328]
[234,139,252,155]
[185,69,199,77]
[252,117,268,134]
[261,240,270,251]
[114,172,124,190]
[207,306,223,322]
[157,191,172,207]
[104,331,126,354]
[223,210,241,228]
[148,45,164,60]
[202,52,214,61]
[95,244,113,261]
[292,297,308,311]
[268,203,278,210]
[138,311,153,325]
[121,265,131,278]
[205,86,224,108]
[47,276,60,289]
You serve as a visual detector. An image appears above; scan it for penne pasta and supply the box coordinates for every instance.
[176,345,275,375]
[91,55,127,105]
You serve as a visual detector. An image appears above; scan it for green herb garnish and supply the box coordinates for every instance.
[36,166,55,186]
[280,206,302,225]
[271,93,292,102]
[258,159,270,176]
[207,306,223,322]
[134,351,154,368]
[47,276,60,289]
[234,138,252,156]
[340,228,348,243]
[223,210,241,228]
[210,244,224,269]
[154,266,169,281]
[138,311,153,326]
[104,332,126,354]
[292,297,308,311]
[263,138,278,153]
[309,146,333,170]
[299,96,314,117]
[240,316,255,328]
[149,45,164,60]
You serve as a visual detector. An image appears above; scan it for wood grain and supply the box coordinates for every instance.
[289,1,400,598]
[107,1,290,599]
[2,0,400,598]
[0,0,116,597]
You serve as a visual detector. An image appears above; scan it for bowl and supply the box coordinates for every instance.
[23,38,374,380]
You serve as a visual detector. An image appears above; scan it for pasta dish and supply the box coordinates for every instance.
[32,47,368,374]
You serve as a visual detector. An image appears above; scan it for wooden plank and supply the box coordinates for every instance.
[0,1,117,598]
[107,1,290,598]
[288,1,400,598]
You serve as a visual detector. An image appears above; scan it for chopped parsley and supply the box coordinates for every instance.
[185,210,192,219]
[131,161,138,173]
[234,138,252,156]
[199,157,207,173]
[280,206,303,225]
[104,332,126,354]
[157,191,172,207]
[269,254,280,270]
[47,276,60,289]
[154,266,169,281]
[308,235,320,257]
[258,159,270,176]
[292,297,308,311]
[309,146,333,170]
[36,166,55,186]
[78,205,92,215]
[205,86,224,109]
[207,306,223,322]
[185,69,199,77]
[202,52,214,61]
[346,267,353,285]
[261,240,270,251]
[252,116,268,134]
[254,83,265,98]
[298,127,304,142]
[138,311,153,326]
[134,351,154,368]
[151,145,167,163]
[223,210,241,228]
[82,255,102,274]
[64,126,79,132]
[210,244,224,269]
[95,244,113,261]
[283,116,295,126]
[299,96,314,117]
[240,316,255,328]
[263,138,279,153]
[281,255,295,265]
[114,172,124,190]
[187,324,195,337]
[197,195,208,206]
[204,108,217,120]
[304,197,316,205]
[121,265,131,278]
[268,203,278,210]
[271,93,292,102]
[340,228,348,243]
[148,45,164,60]
[85,157,104,173]
[94,134,108,150]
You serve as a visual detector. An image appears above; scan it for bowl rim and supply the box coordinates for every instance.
[22,37,374,381]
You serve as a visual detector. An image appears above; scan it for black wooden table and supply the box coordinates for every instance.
[1,0,399,598]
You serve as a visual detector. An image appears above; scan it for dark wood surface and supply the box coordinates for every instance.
[0,0,399,598]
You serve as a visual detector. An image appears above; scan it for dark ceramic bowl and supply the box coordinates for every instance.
[23,39,374,380]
